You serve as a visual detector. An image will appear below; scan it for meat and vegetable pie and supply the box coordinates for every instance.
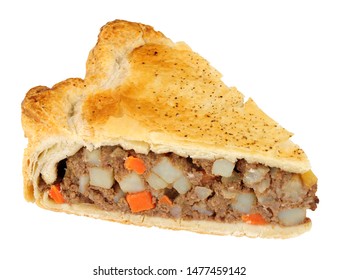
[21,20,318,238]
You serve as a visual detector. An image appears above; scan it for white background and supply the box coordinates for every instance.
[1,0,337,279]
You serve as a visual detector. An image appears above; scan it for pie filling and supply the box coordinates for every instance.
[38,146,318,226]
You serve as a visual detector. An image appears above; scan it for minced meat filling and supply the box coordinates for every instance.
[38,146,318,226]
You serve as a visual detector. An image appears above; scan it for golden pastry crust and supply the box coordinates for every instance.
[22,20,312,237]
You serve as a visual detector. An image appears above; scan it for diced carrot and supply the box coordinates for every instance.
[126,191,155,213]
[49,184,65,204]
[158,195,173,206]
[241,213,267,225]
[301,170,318,188]
[124,156,146,175]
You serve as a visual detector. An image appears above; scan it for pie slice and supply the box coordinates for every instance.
[21,20,318,238]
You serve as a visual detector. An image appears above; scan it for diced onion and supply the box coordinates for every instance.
[85,148,101,166]
[170,205,182,218]
[231,192,256,214]
[151,157,183,183]
[220,190,237,199]
[212,159,235,177]
[282,175,306,202]
[146,172,168,190]
[79,174,89,194]
[243,166,269,186]
[89,167,114,189]
[256,194,274,205]
[194,186,212,200]
[278,208,306,226]
[173,176,191,194]
[192,202,214,216]
[254,177,271,193]
[119,172,145,193]
[113,187,125,203]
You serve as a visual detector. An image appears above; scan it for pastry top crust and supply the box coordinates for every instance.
[21,20,310,201]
